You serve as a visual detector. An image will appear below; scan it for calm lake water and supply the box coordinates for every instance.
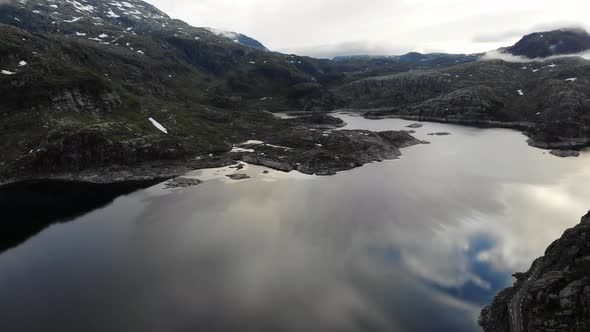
[2,114,590,332]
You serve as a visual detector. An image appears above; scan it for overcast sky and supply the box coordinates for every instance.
[147,0,590,58]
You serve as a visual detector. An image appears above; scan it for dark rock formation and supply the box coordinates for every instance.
[226,173,250,180]
[165,177,203,188]
[550,150,581,158]
[480,211,590,332]
[285,114,347,128]
[235,128,428,176]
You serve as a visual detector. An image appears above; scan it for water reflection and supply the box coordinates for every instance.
[0,180,157,253]
[0,115,589,331]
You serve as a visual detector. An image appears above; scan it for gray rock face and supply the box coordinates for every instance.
[165,177,203,188]
[480,211,590,332]
[550,150,581,158]
[559,279,584,310]
[226,173,250,180]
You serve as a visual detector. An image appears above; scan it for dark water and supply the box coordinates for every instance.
[1,115,589,332]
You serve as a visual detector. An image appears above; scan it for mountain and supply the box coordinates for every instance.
[505,28,590,58]
[333,52,478,64]
[0,0,268,50]
[1,0,590,184]
[0,0,436,182]
[480,211,590,332]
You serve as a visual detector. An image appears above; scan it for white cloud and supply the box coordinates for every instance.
[482,49,590,62]
[147,0,590,57]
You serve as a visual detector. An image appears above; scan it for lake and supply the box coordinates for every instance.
[1,114,589,332]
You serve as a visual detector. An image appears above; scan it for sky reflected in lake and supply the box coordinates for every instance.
[1,114,589,332]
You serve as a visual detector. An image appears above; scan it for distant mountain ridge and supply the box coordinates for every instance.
[333,52,478,62]
[504,28,590,59]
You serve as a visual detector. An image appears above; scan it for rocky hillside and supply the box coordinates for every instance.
[0,0,354,181]
[480,211,590,332]
[1,0,268,50]
[337,56,590,149]
[2,0,590,182]
[505,28,590,59]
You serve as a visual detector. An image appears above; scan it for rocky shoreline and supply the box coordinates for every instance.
[480,211,590,332]
[336,108,589,154]
[0,124,428,186]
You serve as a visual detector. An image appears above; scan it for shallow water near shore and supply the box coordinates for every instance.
[1,114,590,332]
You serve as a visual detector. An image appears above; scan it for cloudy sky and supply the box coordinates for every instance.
[147,0,590,58]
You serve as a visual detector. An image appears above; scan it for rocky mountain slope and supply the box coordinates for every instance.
[480,211,590,332]
[505,28,590,59]
[1,0,590,183]
[0,0,359,181]
[337,56,590,149]
[1,0,268,50]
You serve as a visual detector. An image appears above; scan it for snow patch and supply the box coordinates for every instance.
[63,17,82,23]
[149,117,168,134]
[241,140,264,145]
[230,147,255,153]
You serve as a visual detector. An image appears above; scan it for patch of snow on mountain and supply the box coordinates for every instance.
[149,118,168,134]
[230,147,255,153]
[106,8,120,18]
[66,0,95,13]
[63,17,82,23]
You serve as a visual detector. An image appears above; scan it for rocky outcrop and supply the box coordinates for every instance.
[226,174,250,180]
[480,211,590,332]
[285,114,347,128]
[165,177,203,188]
[550,150,581,158]
[235,129,427,176]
